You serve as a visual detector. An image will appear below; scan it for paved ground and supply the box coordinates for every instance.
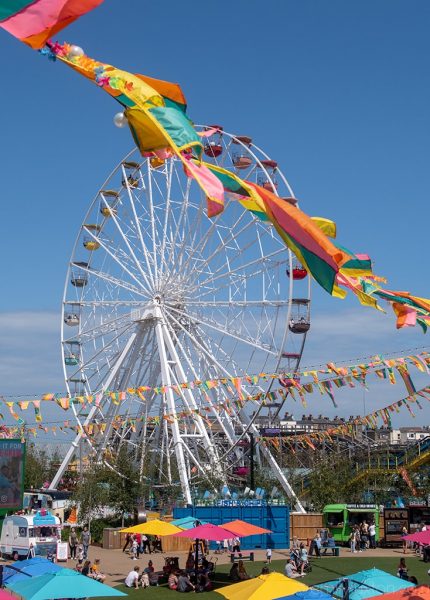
[62,544,414,587]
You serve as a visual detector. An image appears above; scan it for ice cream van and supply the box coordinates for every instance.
[0,510,61,559]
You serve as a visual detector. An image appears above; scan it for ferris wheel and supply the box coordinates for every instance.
[51,127,311,511]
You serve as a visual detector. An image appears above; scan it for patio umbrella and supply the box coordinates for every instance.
[404,530,430,544]
[275,590,333,600]
[217,572,309,600]
[0,590,18,600]
[222,519,272,536]
[120,518,182,536]
[8,568,126,600]
[316,568,413,600]
[3,557,62,585]
[170,516,209,529]
[375,586,429,600]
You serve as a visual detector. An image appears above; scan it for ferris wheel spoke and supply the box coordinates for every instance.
[101,193,156,289]
[165,304,277,357]
[78,265,148,298]
[188,246,287,296]
[82,226,151,296]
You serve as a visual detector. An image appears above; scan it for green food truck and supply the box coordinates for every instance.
[323,504,380,544]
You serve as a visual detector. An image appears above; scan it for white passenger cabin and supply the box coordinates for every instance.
[0,511,61,559]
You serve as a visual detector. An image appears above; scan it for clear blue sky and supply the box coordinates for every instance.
[1,0,430,433]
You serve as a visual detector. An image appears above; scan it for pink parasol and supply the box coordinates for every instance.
[173,523,237,541]
[0,589,20,600]
[404,530,430,544]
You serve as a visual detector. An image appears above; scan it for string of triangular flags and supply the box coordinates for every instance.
[1,351,428,423]
[261,385,430,452]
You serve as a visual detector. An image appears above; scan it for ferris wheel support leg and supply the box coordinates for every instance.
[51,331,138,490]
[159,315,225,484]
[154,316,192,505]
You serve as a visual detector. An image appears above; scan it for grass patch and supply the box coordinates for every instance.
[99,554,430,599]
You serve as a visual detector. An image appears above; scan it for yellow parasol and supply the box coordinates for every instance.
[120,519,182,536]
[217,572,309,600]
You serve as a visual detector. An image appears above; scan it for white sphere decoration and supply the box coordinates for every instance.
[113,112,127,128]
[68,45,84,59]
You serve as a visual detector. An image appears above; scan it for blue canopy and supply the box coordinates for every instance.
[8,568,126,600]
[276,590,333,600]
[4,557,62,585]
[316,568,414,600]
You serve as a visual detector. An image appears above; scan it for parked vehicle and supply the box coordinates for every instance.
[0,510,61,559]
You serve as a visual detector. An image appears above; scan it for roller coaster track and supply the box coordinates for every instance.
[299,436,430,493]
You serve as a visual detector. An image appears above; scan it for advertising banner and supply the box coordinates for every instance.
[0,440,25,509]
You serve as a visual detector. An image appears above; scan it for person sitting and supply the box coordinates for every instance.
[195,573,212,593]
[81,560,91,577]
[409,575,418,584]
[144,560,157,586]
[185,552,195,574]
[285,558,301,579]
[261,566,270,575]
[238,560,250,581]
[397,558,408,580]
[168,571,179,590]
[177,571,195,593]
[125,566,140,589]
[322,533,337,555]
[201,556,214,574]
[229,563,240,582]
[90,559,106,582]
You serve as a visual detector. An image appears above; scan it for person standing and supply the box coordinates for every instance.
[349,527,356,553]
[266,547,272,563]
[402,526,409,554]
[368,522,376,549]
[69,527,79,560]
[81,525,91,560]
[232,537,241,553]
[122,532,131,553]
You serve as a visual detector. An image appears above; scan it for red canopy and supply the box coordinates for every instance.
[404,530,430,544]
[222,519,272,536]
[376,585,430,600]
[173,523,237,541]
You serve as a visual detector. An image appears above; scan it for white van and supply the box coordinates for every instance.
[0,511,62,559]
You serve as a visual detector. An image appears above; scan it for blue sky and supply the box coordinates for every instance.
[1,0,430,434]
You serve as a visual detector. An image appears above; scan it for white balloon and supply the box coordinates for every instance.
[113,112,127,128]
[68,45,84,58]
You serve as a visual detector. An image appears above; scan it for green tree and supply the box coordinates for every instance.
[24,444,49,489]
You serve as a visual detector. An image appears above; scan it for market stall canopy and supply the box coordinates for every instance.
[4,557,62,586]
[316,568,414,600]
[120,518,181,536]
[375,586,430,600]
[218,572,309,600]
[8,568,126,600]
[222,519,272,536]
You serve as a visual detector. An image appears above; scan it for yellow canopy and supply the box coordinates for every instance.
[217,572,309,600]
[120,519,182,536]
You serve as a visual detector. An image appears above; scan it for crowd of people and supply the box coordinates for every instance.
[122,532,163,557]
[348,521,377,553]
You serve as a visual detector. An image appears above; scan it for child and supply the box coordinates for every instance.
[266,547,272,564]
[90,559,106,582]
[131,537,138,560]
[77,545,84,566]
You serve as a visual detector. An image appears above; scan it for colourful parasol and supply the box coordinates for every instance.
[217,572,309,600]
[121,518,182,536]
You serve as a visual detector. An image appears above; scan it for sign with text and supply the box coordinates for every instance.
[0,440,25,509]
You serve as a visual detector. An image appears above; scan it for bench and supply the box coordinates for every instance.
[230,552,254,563]
[322,546,340,557]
